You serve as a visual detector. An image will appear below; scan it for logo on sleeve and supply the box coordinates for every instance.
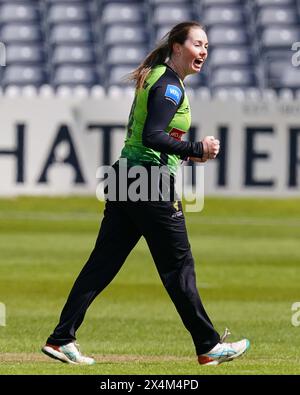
[164,84,182,105]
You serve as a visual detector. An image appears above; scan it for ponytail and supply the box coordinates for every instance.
[128,38,170,90]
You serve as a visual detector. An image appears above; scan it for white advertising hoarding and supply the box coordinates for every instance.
[0,96,299,196]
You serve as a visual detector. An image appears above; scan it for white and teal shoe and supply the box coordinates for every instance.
[198,329,250,366]
[42,342,95,365]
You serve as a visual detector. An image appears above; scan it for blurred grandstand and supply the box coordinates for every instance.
[0,0,299,98]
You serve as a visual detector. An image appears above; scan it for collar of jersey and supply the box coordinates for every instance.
[163,63,185,86]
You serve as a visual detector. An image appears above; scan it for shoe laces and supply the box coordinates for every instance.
[220,328,231,343]
[74,342,82,354]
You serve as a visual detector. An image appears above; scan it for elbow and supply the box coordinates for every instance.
[142,131,154,149]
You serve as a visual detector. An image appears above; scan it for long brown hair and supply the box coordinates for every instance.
[128,21,205,90]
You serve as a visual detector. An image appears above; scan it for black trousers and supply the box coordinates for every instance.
[47,199,220,355]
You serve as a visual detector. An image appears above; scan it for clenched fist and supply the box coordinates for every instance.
[190,136,220,163]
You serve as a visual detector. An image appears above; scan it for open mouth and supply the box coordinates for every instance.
[193,58,204,69]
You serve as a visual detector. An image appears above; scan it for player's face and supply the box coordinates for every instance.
[181,28,208,75]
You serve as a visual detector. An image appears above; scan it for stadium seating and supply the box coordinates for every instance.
[202,5,245,26]
[184,71,207,88]
[103,25,148,47]
[101,3,145,26]
[0,0,299,95]
[2,65,46,87]
[201,0,243,5]
[210,67,257,90]
[152,4,193,26]
[6,44,44,65]
[106,46,147,66]
[252,0,296,8]
[51,45,95,67]
[260,26,300,51]
[0,24,43,44]
[154,25,175,43]
[256,7,298,29]
[209,47,252,70]
[52,65,98,87]
[49,24,93,45]
[264,57,300,90]
[208,26,249,46]
[0,4,40,24]
[47,4,90,26]
[107,65,134,87]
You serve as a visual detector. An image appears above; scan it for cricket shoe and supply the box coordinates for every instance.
[42,342,95,365]
[198,328,250,366]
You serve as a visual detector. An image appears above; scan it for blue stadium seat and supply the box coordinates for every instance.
[265,58,300,90]
[45,0,89,3]
[152,5,193,25]
[0,0,298,94]
[44,0,92,13]
[52,45,95,66]
[52,65,98,87]
[208,26,249,46]
[0,24,42,43]
[253,0,296,7]
[101,3,144,26]
[260,26,300,53]
[209,47,253,69]
[281,66,300,89]
[100,0,141,4]
[203,6,245,26]
[151,0,191,3]
[0,0,39,3]
[107,65,136,87]
[0,0,40,7]
[2,65,46,88]
[49,24,93,45]
[106,45,146,66]
[184,72,207,88]
[201,0,243,5]
[256,7,299,29]
[47,4,90,26]
[154,25,174,43]
[103,25,147,47]
[210,67,257,89]
[6,44,44,65]
[0,3,40,24]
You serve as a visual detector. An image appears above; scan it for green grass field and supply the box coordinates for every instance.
[0,196,300,375]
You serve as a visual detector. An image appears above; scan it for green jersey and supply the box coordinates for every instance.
[120,64,192,174]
